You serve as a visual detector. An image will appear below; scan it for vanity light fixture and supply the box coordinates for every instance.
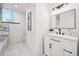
[52,3,69,11]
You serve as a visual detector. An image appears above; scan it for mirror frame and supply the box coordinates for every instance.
[51,9,76,29]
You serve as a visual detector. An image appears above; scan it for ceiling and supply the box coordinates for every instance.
[0,3,60,13]
[1,3,34,13]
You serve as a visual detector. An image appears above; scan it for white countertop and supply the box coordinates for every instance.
[45,33,78,41]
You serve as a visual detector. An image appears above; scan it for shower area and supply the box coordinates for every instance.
[0,3,29,56]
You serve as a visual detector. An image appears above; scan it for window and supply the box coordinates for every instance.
[13,11,20,23]
[2,8,12,22]
[2,8,20,24]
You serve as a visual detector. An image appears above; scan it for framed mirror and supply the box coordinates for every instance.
[51,9,76,29]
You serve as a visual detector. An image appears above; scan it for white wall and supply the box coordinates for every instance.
[26,3,36,55]
[26,3,49,55]
[9,12,26,48]
[35,3,49,55]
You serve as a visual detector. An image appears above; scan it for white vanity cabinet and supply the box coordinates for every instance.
[0,38,8,56]
[44,36,62,56]
[44,34,78,56]
[0,36,8,56]
[50,38,62,56]
[61,39,77,56]
[0,32,9,56]
[44,36,51,56]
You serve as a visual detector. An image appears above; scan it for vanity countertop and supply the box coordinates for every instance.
[45,33,78,41]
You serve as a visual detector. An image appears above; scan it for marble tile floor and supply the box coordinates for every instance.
[4,43,32,56]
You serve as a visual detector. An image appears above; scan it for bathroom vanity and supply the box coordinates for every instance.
[0,37,8,56]
[44,33,78,56]
[0,24,9,56]
[44,4,78,56]
[0,30,9,56]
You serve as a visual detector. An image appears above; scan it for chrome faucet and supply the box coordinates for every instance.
[58,28,61,34]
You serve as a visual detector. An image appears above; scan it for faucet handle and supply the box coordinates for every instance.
[62,33,64,35]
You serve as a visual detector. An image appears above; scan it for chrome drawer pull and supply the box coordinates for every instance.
[63,49,72,54]
[50,39,60,42]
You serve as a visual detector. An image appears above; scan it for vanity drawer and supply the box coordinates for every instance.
[61,39,77,56]
[50,37,61,43]
[44,34,77,56]
[45,35,62,42]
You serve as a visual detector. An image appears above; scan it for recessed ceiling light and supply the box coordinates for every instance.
[14,5,18,8]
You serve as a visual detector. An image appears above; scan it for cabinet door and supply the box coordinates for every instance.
[50,38,62,56]
[44,36,51,56]
[61,39,77,56]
